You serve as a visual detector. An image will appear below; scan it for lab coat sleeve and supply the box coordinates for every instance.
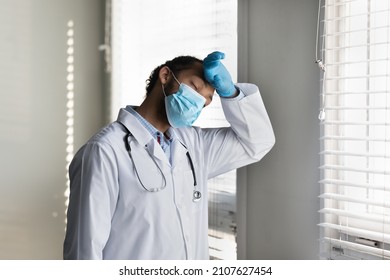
[202,83,275,179]
[63,141,119,260]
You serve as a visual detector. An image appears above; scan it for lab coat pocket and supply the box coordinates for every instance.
[191,196,202,214]
[173,169,200,214]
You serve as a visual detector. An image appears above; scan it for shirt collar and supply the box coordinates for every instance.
[125,105,177,142]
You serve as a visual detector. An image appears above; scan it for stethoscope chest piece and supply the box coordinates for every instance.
[193,190,202,202]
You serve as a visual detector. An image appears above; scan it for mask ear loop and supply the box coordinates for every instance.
[167,67,181,85]
[161,83,167,97]
[162,68,180,97]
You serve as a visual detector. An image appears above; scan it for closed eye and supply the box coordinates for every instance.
[191,82,199,92]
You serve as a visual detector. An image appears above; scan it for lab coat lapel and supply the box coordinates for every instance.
[171,138,189,170]
[117,108,151,146]
[117,108,170,166]
[149,140,170,166]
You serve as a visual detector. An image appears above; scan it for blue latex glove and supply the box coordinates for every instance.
[203,51,236,97]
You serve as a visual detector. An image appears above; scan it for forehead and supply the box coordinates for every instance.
[176,62,205,81]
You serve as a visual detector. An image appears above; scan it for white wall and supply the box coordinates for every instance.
[237,0,321,259]
[0,0,105,259]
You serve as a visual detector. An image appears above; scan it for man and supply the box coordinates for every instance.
[63,51,275,259]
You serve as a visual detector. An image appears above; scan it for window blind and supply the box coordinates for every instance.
[319,0,390,260]
[111,0,238,260]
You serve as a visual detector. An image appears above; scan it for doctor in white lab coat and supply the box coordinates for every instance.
[63,51,275,260]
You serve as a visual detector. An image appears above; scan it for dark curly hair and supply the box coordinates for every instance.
[145,55,202,96]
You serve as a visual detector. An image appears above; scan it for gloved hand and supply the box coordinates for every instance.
[203,51,236,97]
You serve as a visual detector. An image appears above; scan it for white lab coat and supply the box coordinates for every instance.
[63,83,275,260]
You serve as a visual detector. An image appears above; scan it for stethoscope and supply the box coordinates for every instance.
[121,124,201,202]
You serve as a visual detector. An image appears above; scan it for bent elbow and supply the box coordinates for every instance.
[250,131,276,162]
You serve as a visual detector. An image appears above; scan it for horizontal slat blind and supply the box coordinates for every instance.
[319,0,390,260]
[320,164,390,175]
[321,150,390,158]
[320,208,390,224]
[320,179,390,190]
[322,237,390,259]
[319,223,390,243]
[320,193,390,208]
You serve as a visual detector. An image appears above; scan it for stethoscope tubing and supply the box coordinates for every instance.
[125,133,167,192]
[120,123,201,201]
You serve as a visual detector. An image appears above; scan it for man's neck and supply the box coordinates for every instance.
[135,95,170,133]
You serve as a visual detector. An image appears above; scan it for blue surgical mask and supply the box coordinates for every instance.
[163,71,206,128]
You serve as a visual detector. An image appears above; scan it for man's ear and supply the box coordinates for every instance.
[159,66,171,86]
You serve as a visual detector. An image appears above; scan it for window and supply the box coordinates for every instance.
[319,0,390,259]
[110,0,238,259]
